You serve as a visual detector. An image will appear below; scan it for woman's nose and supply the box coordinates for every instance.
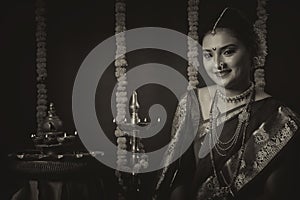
[213,55,223,70]
[217,62,225,70]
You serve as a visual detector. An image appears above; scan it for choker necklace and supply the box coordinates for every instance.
[216,82,254,103]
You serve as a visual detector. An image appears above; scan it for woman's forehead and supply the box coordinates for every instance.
[202,28,240,50]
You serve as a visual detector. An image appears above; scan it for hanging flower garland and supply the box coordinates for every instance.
[114,0,149,194]
[253,0,269,91]
[35,0,48,133]
[114,0,128,127]
[187,0,200,90]
[114,0,129,188]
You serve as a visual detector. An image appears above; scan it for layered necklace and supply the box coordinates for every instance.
[208,83,255,198]
[210,82,255,157]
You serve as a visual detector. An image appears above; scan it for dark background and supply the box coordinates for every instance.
[1,0,299,198]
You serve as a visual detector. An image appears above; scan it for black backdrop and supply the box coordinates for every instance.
[1,0,300,198]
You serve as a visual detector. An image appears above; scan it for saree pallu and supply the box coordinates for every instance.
[153,90,300,200]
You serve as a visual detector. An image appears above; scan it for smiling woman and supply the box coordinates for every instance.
[153,6,300,200]
[202,28,253,92]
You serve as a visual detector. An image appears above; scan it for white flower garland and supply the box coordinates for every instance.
[35,0,48,133]
[114,0,149,192]
[187,0,200,90]
[253,0,269,91]
[114,0,127,125]
[114,0,129,187]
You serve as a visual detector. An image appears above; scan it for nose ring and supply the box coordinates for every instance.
[218,62,224,70]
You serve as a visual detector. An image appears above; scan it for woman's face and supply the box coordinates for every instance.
[202,28,252,90]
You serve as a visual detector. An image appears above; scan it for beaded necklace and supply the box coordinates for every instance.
[216,82,254,103]
[211,82,255,157]
[208,86,255,198]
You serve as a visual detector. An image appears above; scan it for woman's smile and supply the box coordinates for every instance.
[214,69,232,78]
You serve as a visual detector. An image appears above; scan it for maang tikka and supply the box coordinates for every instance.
[211,7,229,35]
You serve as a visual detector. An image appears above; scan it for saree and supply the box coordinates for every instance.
[153,90,300,200]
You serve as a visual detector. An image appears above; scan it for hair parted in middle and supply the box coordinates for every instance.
[200,7,258,58]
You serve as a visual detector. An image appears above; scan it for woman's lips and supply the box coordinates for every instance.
[214,70,231,77]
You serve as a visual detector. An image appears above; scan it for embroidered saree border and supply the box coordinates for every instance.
[154,94,188,194]
[197,106,299,199]
[235,106,298,190]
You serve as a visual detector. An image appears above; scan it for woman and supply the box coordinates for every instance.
[153,7,300,200]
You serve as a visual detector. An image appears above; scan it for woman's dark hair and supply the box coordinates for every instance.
[200,7,258,57]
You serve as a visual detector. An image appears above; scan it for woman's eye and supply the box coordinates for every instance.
[203,52,212,59]
[223,49,236,56]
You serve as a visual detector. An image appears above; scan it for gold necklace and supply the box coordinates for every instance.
[208,88,254,198]
[210,85,254,157]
